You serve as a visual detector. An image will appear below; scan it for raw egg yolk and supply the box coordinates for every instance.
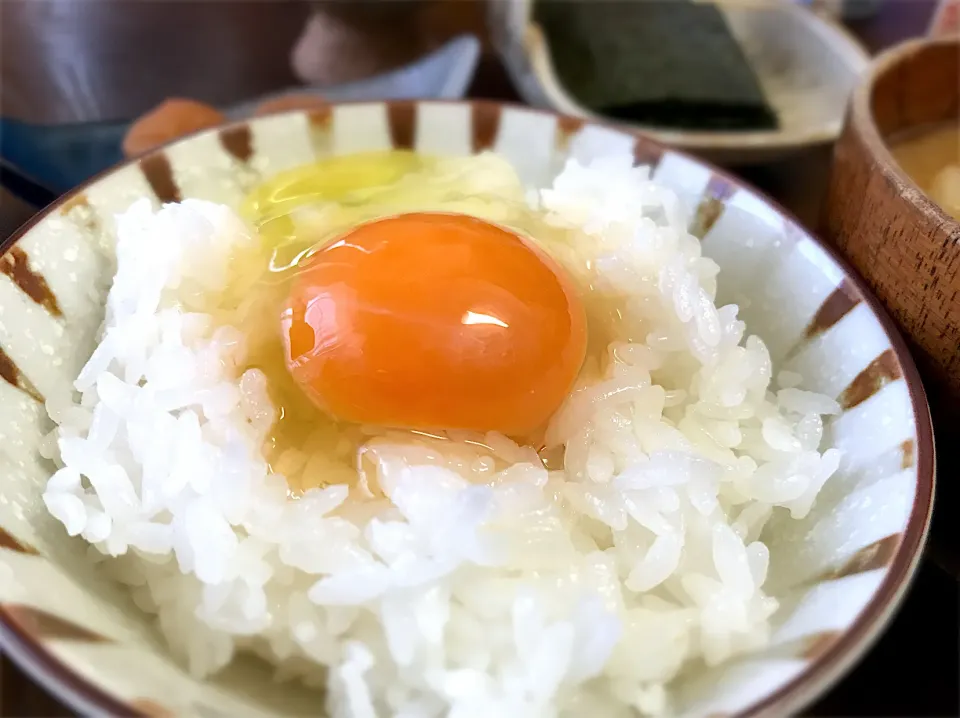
[281,212,587,436]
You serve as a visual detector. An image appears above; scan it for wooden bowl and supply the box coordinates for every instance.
[822,37,960,420]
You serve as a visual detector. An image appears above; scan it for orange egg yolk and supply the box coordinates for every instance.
[281,212,587,437]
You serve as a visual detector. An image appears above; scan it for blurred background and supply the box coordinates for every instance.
[0,1,491,122]
[0,0,937,123]
[0,0,943,203]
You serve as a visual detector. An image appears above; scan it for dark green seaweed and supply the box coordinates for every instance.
[534,0,779,132]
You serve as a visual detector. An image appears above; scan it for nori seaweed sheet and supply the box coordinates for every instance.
[534,0,779,132]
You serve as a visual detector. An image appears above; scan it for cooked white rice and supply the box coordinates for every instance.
[42,152,841,718]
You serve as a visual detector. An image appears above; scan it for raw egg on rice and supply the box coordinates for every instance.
[281,211,587,436]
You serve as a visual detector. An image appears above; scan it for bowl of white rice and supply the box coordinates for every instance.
[0,100,934,718]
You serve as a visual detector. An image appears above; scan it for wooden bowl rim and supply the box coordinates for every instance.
[850,35,960,232]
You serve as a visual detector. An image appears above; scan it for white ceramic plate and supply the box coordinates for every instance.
[489,0,871,165]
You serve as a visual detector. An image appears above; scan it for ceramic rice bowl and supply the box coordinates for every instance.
[0,100,934,718]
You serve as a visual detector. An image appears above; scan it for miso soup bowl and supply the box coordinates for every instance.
[0,100,934,717]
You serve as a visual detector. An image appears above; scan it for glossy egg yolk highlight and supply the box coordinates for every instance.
[281,212,587,436]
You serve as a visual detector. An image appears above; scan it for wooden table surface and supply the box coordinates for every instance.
[1,1,956,716]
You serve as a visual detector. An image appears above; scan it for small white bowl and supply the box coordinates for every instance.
[0,100,933,717]
[489,0,870,165]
